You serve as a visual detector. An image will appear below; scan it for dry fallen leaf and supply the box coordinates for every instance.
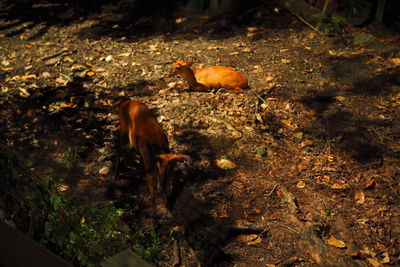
[236,234,262,245]
[355,190,365,204]
[357,218,368,224]
[19,87,30,97]
[327,235,346,248]
[300,139,314,148]
[294,132,303,139]
[45,57,60,66]
[266,76,274,82]
[364,178,375,189]
[118,52,131,57]
[175,17,186,24]
[366,258,383,267]
[335,96,346,102]
[242,48,253,53]
[216,159,237,170]
[296,180,306,188]
[86,71,95,76]
[1,59,10,66]
[281,119,291,126]
[381,252,390,264]
[255,113,264,123]
[297,163,307,172]
[99,166,110,175]
[57,183,69,192]
[55,76,69,85]
[389,57,400,66]
[18,74,36,80]
[330,183,350,189]
[281,59,291,64]
[2,67,13,72]
[361,246,376,257]
[105,55,113,62]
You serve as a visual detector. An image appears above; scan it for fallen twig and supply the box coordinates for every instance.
[250,87,268,105]
[286,9,323,36]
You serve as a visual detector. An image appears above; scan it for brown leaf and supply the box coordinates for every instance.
[296,181,305,188]
[45,57,60,66]
[99,166,110,175]
[242,48,253,53]
[216,159,237,170]
[281,119,291,126]
[294,132,303,139]
[354,190,365,204]
[330,183,350,189]
[327,235,346,248]
[300,139,314,148]
[364,178,375,189]
[366,258,383,267]
[1,59,10,66]
[105,55,113,62]
[389,57,400,66]
[247,27,257,32]
[2,67,13,72]
[19,87,30,97]
[335,96,346,102]
[57,184,69,192]
[18,74,36,80]
[255,113,264,123]
[381,252,390,264]
[236,234,262,245]
[297,163,307,172]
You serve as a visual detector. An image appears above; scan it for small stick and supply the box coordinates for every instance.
[289,11,324,36]
[250,87,268,105]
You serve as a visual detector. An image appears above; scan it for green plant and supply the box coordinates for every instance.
[0,143,127,266]
[132,227,173,264]
[325,208,335,217]
[64,146,86,169]
[313,13,347,36]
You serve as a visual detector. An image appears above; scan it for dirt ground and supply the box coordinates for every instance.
[1,1,400,266]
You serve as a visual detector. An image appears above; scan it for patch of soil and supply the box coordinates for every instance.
[1,0,399,266]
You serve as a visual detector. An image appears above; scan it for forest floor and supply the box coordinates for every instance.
[1,1,400,266]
